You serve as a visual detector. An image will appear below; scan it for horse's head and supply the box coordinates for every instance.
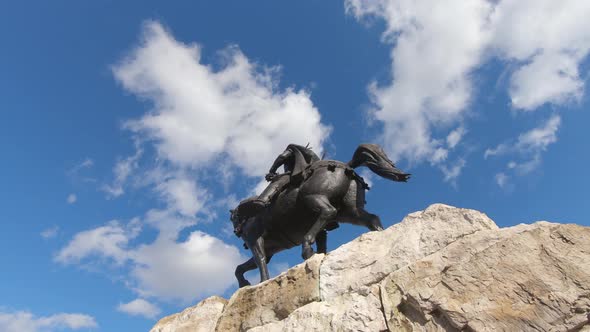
[229,208,246,237]
[229,208,239,226]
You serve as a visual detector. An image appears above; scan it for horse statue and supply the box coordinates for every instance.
[230,144,410,287]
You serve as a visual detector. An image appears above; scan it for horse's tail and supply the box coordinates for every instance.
[347,144,411,182]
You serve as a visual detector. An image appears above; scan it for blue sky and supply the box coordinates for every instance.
[1,1,589,331]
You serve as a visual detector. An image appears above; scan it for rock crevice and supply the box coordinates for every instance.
[150,204,590,332]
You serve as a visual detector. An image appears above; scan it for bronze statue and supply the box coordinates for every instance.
[231,143,410,287]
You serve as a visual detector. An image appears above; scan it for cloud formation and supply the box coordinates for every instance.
[66,194,77,204]
[347,0,493,165]
[495,172,509,189]
[346,0,590,179]
[0,310,97,332]
[40,226,59,239]
[131,230,243,301]
[117,298,161,319]
[57,219,244,302]
[486,114,561,177]
[491,0,590,110]
[56,219,140,266]
[102,149,142,198]
[112,21,330,176]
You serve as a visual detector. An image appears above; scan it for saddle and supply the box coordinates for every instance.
[304,160,370,190]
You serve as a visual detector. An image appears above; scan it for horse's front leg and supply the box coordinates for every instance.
[235,257,256,288]
[302,195,337,260]
[250,236,270,282]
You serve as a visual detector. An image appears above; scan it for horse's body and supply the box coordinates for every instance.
[231,144,409,287]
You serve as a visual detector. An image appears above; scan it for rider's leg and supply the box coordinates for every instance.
[257,173,290,203]
[238,174,290,217]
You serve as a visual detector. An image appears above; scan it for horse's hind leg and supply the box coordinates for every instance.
[235,257,256,288]
[358,209,384,231]
[316,229,327,254]
[302,195,337,260]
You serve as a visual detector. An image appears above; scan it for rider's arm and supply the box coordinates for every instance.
[268,148,293,174]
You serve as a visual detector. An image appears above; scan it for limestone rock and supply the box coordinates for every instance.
[150,296,227,332]
[249,285,387,332]
[150,204,590,332]
[215,254,324,332]
[380,221,590,331]
[320,204,498,300]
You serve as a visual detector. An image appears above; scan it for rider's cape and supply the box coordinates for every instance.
[286,144,320,185]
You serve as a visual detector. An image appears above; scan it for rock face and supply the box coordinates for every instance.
[216,254,324,331]
[150,204,590,332]
[150,296,227,332]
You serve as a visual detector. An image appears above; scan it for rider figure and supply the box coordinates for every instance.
[238,144,320,218]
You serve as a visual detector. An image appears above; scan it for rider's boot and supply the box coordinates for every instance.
[238,175,289,217]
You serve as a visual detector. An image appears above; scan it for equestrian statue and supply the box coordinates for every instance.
[230,143,410,287]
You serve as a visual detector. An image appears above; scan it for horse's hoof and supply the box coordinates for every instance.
[238,280,251,288]
[302,247,315,260]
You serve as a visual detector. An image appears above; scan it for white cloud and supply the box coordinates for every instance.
[446,127,466,149]
[102,149,142,198]
[67,158,96,183]
[0,310,97,332]
[56,219,141,265]
[57,217,244,302]
[489,0,590,110]
[155,174,207,217]
[486,115,560,176]
[142,208,196,240]
[131,231,243,302]
[117,298,161,319]
[41,226,59,239]
[515,115,561,152]
[507,155,542,175]
[113,21,331,176]
[495,172,508,188]
[79,158,94,168]
[68,158,94,174]
[346,0,590,178]
[508,51,584,110]
[66,194,77,204]
[483,143,509,159]
[485,115,560,158]
[346,0,492,164]
[440,159,466,183]
[111,19,332,214]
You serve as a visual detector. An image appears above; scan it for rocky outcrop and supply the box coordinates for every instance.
[150,296,227,332]
[216,254,324,331]
[380,221,590,331]
[150,204,590,331]
[319,204,498,301]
